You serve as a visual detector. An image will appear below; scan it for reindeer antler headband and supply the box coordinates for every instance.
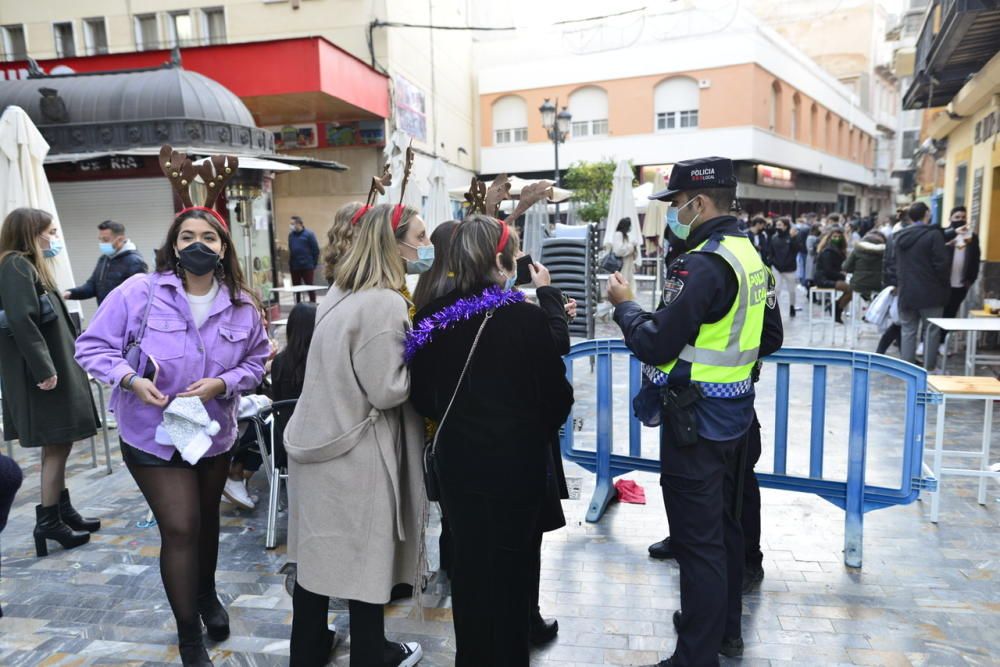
[351,164,392,225]
[464,174,552,254]
[158,145,238,229]
[390,145,415,231]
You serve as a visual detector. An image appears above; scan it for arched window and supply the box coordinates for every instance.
[810,103,819,147]
[791,93,801,141]
[837,119,845,155]
[825,111,833,151]
[492,95,528,145]
[769,81,782,133]
[849,127,857,159]
[654,77,699,131]
[568,86,609,138]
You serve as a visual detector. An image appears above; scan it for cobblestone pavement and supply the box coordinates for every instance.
[1,286,998,666]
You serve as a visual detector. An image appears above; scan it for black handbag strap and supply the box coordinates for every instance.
[428,309,493,457]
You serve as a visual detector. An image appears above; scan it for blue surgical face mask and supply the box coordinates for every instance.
[42,237,64,258]
[99,242,116,256]
[402,242,434,274]
[665,197,700,240]
[503,272,517,291]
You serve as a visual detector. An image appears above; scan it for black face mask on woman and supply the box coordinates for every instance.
[177,242,221,276]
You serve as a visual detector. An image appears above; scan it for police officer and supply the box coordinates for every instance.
[607,157,782,667]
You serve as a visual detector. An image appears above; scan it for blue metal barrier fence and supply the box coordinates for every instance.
[560,340,939,568]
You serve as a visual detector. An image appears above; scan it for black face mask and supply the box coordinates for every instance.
[177,242,221,276]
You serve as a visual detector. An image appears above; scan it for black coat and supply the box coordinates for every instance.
[67,247,147,305]
[409,285,574,504]
[814,246,847,288]
[945,234,981,287]
[890,224,950,311]
[767,232,799,273]
[0,255,98,447]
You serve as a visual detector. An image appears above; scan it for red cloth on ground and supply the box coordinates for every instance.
[613,479,646,504]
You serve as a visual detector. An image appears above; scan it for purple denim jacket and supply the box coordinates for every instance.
[75,272,270,460]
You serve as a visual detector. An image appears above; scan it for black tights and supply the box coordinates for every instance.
[125,453,230,635]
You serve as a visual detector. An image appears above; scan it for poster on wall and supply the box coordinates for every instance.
[324,120,386,147]
[267,124,318,150]
[393,74,427,142]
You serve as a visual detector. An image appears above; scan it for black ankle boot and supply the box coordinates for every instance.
[179,623,213,666]
[530,611,559,646]
[835,304,844,324]
[58,488,101,532]
[197,590,230,641]
[789,304,796,318]
[33,504,89,557]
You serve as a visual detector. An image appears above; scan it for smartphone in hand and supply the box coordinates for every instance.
[515,254,534,286]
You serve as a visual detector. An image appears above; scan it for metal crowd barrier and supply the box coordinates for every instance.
[560,340,938,568]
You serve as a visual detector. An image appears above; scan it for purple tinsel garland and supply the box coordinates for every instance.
[404,286,525,363]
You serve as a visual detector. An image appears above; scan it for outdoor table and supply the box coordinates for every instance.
[925,375,1000,523]
[969,308,999,318]
[928,317,1000,376]
[270,285,328,306]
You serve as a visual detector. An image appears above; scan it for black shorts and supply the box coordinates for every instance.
[120,439,231,469]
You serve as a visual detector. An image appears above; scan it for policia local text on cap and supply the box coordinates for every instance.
[607,156,784,667]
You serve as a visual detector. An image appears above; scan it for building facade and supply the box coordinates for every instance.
[0,0,478,284]
[476,8,882,219]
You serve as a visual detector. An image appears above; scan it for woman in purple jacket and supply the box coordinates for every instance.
[76,209,269,666]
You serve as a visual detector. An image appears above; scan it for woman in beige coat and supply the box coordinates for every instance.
[611,217,642,284]
[285,203,430,667]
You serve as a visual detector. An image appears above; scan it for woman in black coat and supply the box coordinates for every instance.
[0,208,99,557]
[813,226,853,323]
[408,214,574,666]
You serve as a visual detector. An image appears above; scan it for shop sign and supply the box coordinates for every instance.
[756,164,795,189]
[393,74,427,142]
[974,111,997,145]
[970,167,984,233]
[838,182,858,196]
[268,124,318,150]
[324,120,386,147]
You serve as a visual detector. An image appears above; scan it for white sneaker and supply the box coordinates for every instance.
[916,342,924,357]
[392,641,422,666]
[938,343,946,357]
[223,478,255,510]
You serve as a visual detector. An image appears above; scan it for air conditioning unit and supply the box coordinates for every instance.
[698,79,711,89]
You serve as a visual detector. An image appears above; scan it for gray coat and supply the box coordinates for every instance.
[0,254,97,447]
[284,285,426,604]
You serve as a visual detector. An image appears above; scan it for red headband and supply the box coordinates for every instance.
[177,206,228,230]
[496,219,510,254]
[391,204,405,231]
[350,205,371,226]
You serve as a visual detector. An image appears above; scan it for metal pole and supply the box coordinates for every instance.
[553,131,561,224]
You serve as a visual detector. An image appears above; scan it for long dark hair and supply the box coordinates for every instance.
[616,217,631,240]
[279,302,317,391]
[413,220,459,311]
[0,207,58,290]
[154,210,256,308]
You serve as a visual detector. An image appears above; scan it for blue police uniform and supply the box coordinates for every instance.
[613,157,782,667]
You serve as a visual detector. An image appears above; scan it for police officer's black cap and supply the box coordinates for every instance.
[649,156,737,201]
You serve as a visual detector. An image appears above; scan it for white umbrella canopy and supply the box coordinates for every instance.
[0,106,81,315]
[643,170,670,241]
[603,159,638,248]
[632,181,653,212]
[424,157,452,233]
[448,175,573,203]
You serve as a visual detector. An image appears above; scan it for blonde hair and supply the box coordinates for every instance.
[450,214,520,294]
[0,207,59,290]
[323,201,364,283]
[333,203,408,292]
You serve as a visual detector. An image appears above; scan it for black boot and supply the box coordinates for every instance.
[33,504,89,557]
[648,536,675,560]
[58,488,101,532]
[530,610,559,646]
[789,304,796,318]
[835,304,844,324]
[197,590,230,641]
[178,622,213,666]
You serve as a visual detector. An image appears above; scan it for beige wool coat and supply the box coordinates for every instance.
[285,285,427,604]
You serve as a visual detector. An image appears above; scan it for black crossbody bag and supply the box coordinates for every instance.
[0,282,59,336]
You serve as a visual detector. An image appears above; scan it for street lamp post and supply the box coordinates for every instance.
[540,98,571,223]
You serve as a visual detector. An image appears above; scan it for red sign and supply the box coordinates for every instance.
[1,37,389,119]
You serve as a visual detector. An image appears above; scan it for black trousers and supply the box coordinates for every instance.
[944,286,969,319]
[661,430,743,667]
[742,415,763,570]
[290,582,384,667]
[441,481,541,667]
[876,324,901,355]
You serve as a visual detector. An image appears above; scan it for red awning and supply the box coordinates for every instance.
[2,37,389,123]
